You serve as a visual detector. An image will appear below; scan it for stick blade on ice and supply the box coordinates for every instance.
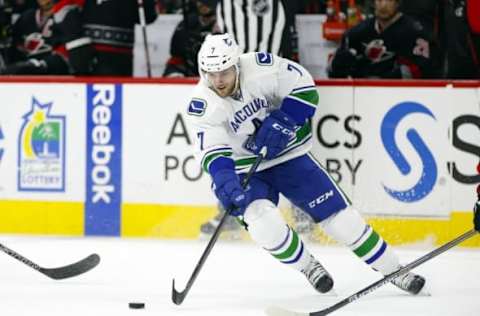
[40,253,100,280]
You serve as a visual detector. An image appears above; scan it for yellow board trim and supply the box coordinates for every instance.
[0,200,478,248]
[122,203,217,238]
[123,204,480,247]
[0,200,84,235]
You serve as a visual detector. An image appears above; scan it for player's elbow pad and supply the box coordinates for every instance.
[280,90,318,125]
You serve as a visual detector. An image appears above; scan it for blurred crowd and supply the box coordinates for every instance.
[0,0,478,78]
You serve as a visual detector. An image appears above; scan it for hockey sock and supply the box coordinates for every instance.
[320,206,400,275]
[243,199,311,271]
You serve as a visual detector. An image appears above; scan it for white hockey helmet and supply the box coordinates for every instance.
[198,33,241,73]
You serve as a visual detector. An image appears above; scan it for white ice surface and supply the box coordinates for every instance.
[0,235,479,316]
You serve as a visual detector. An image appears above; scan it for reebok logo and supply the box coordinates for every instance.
[90,86,116,203]
[86,84,122,236]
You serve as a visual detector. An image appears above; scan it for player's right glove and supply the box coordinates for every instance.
[212,169,250,216]
[252,109,296,160]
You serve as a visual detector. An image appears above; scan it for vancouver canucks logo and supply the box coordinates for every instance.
[0,125,4,165]
[18,98,66,191]
[381,101,437,202]
[188,98,207,116]
[256,52,273,66]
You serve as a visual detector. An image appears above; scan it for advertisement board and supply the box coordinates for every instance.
[0,79,477,245]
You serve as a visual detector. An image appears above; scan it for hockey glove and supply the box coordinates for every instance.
[212,169,250,216]
[252,109,296,160]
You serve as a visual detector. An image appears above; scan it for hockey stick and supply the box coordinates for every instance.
[0,242,100,280]
[266,229,479,316]
[137,0,152,77]
[172,147,267,305]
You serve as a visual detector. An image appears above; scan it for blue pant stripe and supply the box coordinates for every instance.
[366,241,387,264]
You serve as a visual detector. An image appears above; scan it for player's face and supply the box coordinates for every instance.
[374,0,399,21]
[206,66,237,97]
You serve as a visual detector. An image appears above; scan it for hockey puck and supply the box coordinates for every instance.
[129,302,145,309]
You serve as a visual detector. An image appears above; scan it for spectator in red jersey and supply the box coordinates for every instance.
[328,0,433,78]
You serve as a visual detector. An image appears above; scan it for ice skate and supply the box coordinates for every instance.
[391,271,426,295]
[301,255,334,293]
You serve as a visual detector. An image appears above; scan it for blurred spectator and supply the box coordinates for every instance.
[216,0,299,61]
[82,0,157,76]
[163,0,217,77]
[328,0,433,78]
[441,0,479,79]
[400,0,437,36]
[1,0,91,75]
[399,0,442,77]
[299,0,369,14]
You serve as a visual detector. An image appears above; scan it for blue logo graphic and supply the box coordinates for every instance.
[255,52,273,65]
[85,84,122,236]
[18,98,66,191]
[188,98,206,116]
[0,125,4,164]
[381,101,437,202]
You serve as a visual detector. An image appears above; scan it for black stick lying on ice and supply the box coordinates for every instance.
[0,242,100,280]
[266,229,479,316]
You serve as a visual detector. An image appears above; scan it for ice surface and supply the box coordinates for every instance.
[0,235,478,316]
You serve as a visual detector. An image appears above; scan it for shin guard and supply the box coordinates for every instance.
[243,199,311,271]
[320,207,401,275]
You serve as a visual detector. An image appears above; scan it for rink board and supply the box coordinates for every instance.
[0,78,478,246]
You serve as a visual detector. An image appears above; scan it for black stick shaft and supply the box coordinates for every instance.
[0,243,41,270]
[137,0,151,77]
[172,147,267,305]
[311,229,479,316]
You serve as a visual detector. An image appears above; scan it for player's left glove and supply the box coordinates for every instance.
[251,109,296,160]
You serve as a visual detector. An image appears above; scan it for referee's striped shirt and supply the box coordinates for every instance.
[216,0,294,56]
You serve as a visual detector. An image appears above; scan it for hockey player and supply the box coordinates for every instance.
[186,33,426,294]
[328,0,433,79]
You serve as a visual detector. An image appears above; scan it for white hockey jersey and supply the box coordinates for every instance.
[186,52,318,174]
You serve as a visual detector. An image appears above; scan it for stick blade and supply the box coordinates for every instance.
[171,279,186,305]
[40,253,100,280]
[265,306,309,316]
